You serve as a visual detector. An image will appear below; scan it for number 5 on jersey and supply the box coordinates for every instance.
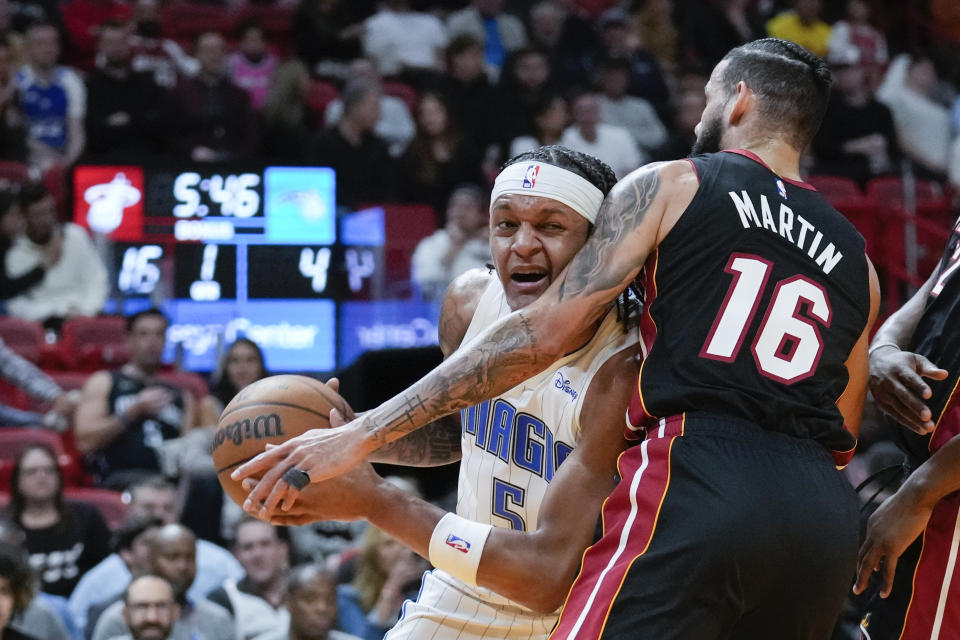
[700,253,832,384]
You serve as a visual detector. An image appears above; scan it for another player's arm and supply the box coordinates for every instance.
[868,263,949,434]
[74,371,127,454]
[835,258,882,439]
[263,342,642,613]
[366,269,490,466]
[234,161,696,508]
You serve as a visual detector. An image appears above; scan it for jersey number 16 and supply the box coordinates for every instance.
[700,253,832,384]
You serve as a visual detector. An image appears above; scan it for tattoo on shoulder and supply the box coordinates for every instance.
[559,168,661,301]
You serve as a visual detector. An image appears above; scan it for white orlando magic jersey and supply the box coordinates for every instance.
[385,279,640,640]
[457,278,639,533]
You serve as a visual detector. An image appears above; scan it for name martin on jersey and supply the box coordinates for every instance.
[728,190,844,275]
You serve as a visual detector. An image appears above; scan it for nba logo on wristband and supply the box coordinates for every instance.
[445,534,471,553]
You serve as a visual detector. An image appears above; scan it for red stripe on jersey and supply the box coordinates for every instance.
[549,415,684,640]
[626,251,660,435]
[685,158,700,183]
[931,379,960,453]
[899,492,960,640]
[832,424,857,468]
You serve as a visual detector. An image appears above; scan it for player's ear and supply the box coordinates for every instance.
[727,81,754,127]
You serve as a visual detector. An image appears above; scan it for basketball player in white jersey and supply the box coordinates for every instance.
[246,146,643,639]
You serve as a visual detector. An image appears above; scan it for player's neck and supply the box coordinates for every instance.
[735,139,802,182]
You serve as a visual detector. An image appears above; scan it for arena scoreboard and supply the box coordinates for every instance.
[73,164,440,372]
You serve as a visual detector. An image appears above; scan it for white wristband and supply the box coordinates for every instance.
[428,513,493,587]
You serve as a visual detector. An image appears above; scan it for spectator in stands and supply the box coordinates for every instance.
[293,0,364,72]
[92,524,235,640]
[68,514,163,636]
[6,444,110,597]
[595,56,667,158]
[362,0,447,78]
[561,91,641,178]
[527,0,595,88]
[207,519,289,640]
[59,0,131,70]
[508,93,568,157]
[261,60,311,161]
[0,542,40,640]
[173,31,256,163]
[590,8,670,121]
[254,564,359,640]
[401,91,485,215]
[228,21,278,113]
[827,0,888,88]
[5,182,108,328]
[626,0,678,73]
[440,35,497,153]
[0,189,57,303]
[493,47,554,152]
[5,0,65,36]
[0,523,72,640]
[876,53,953,178]
[74,308,195,488]
[335,528,428,640]
[0,35,29,163]
[85,20,170,159]
[447,0,527,80]
[14,22,85,169]
[0,332,78,430]
[325,58,415,158]
[679,0,762,72]
[309,79,395,208]
[117,575,180,640]
[813,47,899,186]
[766,0,831,58]
[128,0,198,90]
[652,82,705,161]
[411,184,490,301]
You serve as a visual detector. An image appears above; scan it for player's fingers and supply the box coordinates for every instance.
[878,392,933,434]
[241,478,257,492]
[232,439,294,481]
[329,407,347,428]
[326,377,340,393]
[854,544,879,595]
[881,553,899,598]
[268,514,311,526]
[915,356,948,384]
[242,457,290,511]
[259,480,295,518]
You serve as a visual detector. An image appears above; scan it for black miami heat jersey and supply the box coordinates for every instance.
[627,149,871,460]
[901,215,960,460]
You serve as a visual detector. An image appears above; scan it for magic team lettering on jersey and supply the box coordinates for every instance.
[456,277,640,534]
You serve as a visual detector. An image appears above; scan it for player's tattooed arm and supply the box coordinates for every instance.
[367,417,462,466]
[358,162,683,451]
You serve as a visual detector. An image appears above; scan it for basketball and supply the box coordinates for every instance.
[212,374,351,507]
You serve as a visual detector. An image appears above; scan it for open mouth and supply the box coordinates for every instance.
[511,271,547,284]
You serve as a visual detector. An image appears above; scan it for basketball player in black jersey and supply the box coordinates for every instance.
[853,217,960,639]
[238,38,881,639]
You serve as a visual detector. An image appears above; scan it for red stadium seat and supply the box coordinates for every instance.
[59,316,129,371]
[866,176,948,207]
[0,161,32,186]
[806,175,862,203]
[305,80,339,119]
[64,487,128,529]
[160,3,234,47]
[156,370,209,402]
[876,208,951,309]
[234,5,293,54]
[0,317,47,364]
[382,81,419,113]
[380,204,437,285]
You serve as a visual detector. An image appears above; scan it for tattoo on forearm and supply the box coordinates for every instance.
[371,417,462,466]
[559,168,661,301]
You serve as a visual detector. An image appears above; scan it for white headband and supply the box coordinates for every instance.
[490,162,604,223]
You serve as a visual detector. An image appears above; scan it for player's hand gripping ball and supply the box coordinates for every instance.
[212,375,350,508]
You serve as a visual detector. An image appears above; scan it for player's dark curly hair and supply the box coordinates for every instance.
[720,38,832,151]
[502,145,618,198]
[0,542,37,618]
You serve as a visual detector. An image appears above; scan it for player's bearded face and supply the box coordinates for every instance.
[691,113,724,156]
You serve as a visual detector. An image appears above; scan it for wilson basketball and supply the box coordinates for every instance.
[213,374,350,507]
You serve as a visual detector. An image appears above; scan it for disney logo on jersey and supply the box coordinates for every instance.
[444,534,471,553]
[523,164,540,188]
[554,371,578,400]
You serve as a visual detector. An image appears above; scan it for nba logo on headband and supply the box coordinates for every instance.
[523,165,540,188]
